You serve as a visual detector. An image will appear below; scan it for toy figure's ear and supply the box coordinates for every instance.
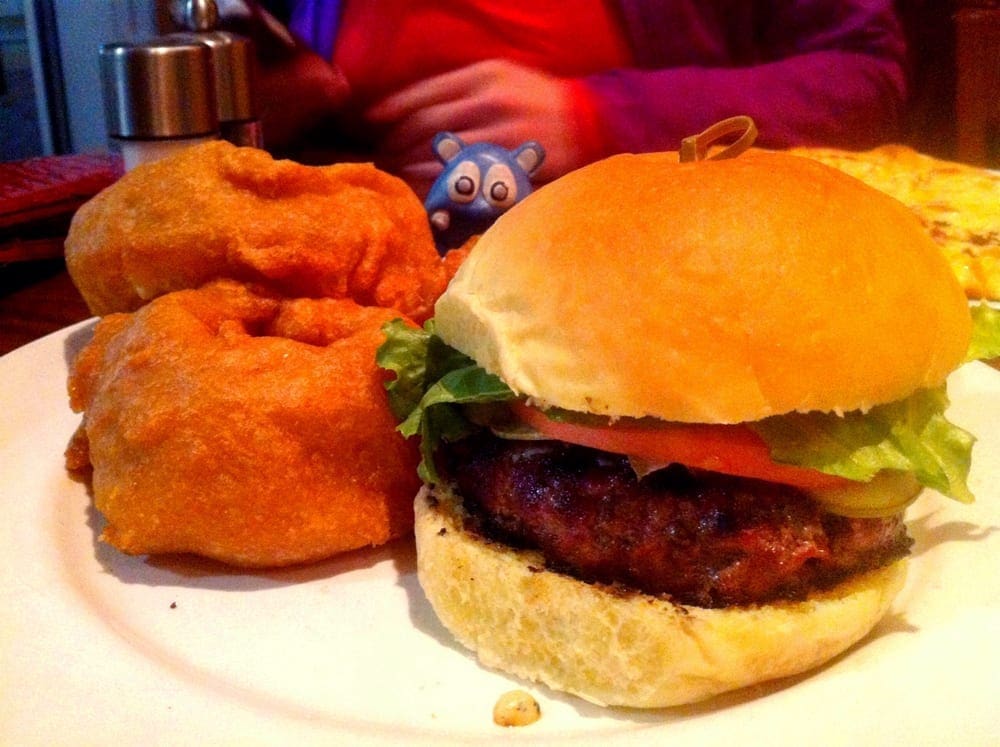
[512,141,546,177]
[432,132,466,164]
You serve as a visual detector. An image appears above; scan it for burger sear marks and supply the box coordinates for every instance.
[439,433,912,608]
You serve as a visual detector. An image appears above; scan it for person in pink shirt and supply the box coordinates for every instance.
[248,1,906,195]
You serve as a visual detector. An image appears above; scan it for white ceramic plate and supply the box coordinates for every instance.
[2,322,999,746]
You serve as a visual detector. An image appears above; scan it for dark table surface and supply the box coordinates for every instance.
[1,152,120,358]
[0,259,92,357]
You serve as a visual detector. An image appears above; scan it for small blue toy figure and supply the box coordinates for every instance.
[424,132,545,253]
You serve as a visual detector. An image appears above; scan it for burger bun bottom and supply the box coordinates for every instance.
[414,484,907,708]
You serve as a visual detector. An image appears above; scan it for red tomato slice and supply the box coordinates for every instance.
[511,401,850,491]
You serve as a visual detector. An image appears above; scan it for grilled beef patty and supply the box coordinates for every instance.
[438,432,912,608]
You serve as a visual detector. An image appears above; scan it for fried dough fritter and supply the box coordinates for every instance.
[64,141,450,321]
[67,280,421,567]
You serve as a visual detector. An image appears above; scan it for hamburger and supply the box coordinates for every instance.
[377,150,983,708]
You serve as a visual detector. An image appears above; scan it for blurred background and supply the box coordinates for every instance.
[1,0,162,160]
[0,0,997,166]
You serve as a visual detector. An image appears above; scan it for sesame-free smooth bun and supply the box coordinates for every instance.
[434,151,971,423]
[415,485,907,708]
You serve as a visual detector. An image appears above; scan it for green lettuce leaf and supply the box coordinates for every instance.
[377,320,978,501]
[377,320,515,481]
[751,387,975,503]
[966,302,1000,363]
[375,319,432,420]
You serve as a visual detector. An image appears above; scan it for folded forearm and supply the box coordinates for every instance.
[581,49,906,155]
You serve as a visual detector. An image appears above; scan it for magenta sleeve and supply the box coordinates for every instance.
[581,0,907,153]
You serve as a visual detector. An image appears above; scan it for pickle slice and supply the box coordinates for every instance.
[808,470,922,518]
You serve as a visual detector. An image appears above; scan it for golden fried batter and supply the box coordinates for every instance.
[67,280,421,567]
[65,141,450,321]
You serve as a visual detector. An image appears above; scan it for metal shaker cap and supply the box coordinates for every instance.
[100,40,218,139]
[165,31,258,123]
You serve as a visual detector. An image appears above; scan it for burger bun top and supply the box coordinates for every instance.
[433,151,971,423]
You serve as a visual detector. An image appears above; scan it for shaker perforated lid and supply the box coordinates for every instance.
[100,40,218,139]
